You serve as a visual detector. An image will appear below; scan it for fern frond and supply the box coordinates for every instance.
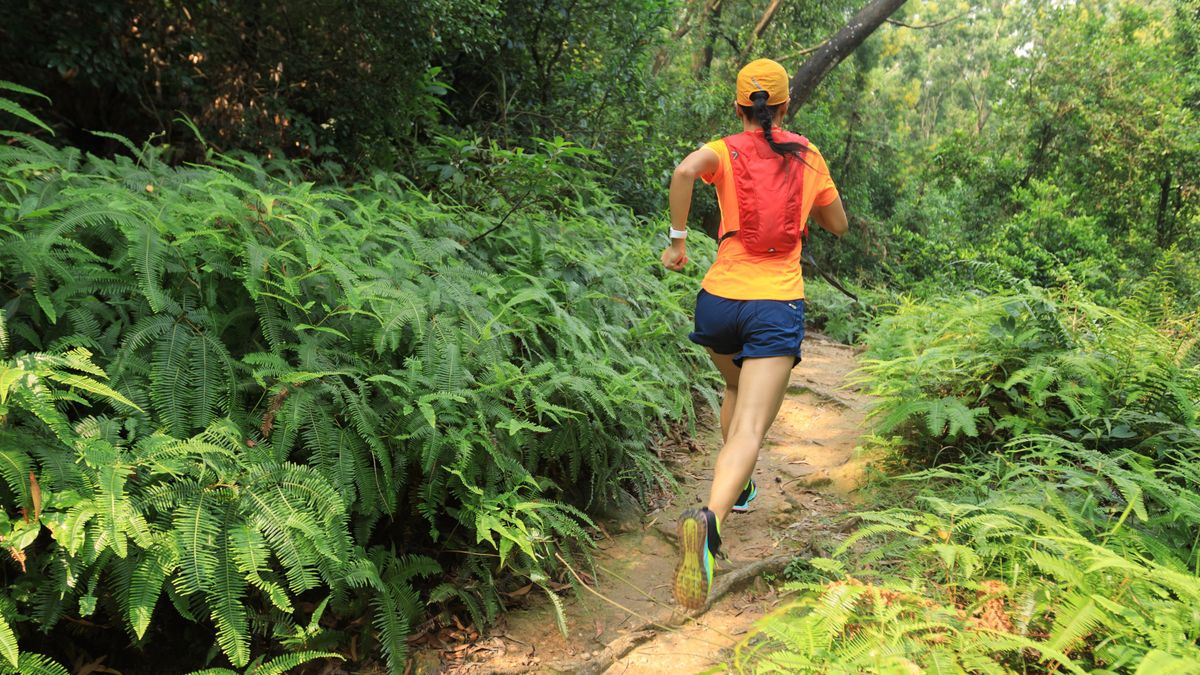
[0,652,70,675]
[1134,649,1200,674]
[369,578,410,675]
[229,525,293,612]
[542,585,569,638]
[0,612,17,669]
[131,219,171,312]
[127,541,179,639]
[190,332,235,428]
[210,504,251,667]
[149,321,196,435]
[254,651,343,675]
[172,483,223,597]
[0,446,32,517]
[0,91,54,135]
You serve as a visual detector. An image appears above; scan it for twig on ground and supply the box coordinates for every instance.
[554,553,676,634]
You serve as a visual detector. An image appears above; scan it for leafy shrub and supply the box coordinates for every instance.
[736,441,1200,672]
[853,275,1198,464]
[0,2,502,164]
[975,179,1125,298]
[734,281,1200,672]
[0,106,706,669]
[802,278,892,345]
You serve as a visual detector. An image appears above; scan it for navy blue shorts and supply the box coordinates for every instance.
[688,289,805,368]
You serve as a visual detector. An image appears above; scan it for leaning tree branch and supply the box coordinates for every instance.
[786,0,908,117]
[672,0,700,38]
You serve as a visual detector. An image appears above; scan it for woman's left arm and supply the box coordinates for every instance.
[812,196,848,237]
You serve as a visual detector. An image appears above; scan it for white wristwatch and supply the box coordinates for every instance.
[668,227,688,240]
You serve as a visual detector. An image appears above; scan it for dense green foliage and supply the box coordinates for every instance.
[0,0,676,187]
[0,94,710,669]
[4,1,1197,288]
[734,278,1200,672]
[2,0,1199,671]
[0,0,501,164]
[815,0,1200,298]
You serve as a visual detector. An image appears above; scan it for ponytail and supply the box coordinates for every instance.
[740,91,807,159]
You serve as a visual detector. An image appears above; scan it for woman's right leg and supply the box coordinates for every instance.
[673,354,793,610]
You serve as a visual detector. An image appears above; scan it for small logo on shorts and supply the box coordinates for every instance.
[731,150,739,160]
[788,303,797,309]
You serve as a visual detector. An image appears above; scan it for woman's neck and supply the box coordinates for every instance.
[741,117,784,133]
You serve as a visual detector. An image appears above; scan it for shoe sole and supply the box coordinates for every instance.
[673,509,709,610]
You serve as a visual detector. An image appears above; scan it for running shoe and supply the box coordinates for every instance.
[673,507,722,610]
[731,478,758,513]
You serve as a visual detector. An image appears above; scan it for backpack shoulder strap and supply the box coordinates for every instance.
[715,133,751,245]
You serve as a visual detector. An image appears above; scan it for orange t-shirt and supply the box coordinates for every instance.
[699,132,838,300]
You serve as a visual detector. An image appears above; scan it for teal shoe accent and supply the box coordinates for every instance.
[731,478,757,513]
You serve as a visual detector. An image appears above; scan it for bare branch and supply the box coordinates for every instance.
[886,11,966,30]
[777,42,826,62]
[745,0,783,55]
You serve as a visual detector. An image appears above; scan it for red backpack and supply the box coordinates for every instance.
[718,130,808,255]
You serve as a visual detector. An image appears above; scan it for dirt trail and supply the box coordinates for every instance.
[419,333,871,674]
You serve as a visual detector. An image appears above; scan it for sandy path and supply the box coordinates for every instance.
[417,333,870,674]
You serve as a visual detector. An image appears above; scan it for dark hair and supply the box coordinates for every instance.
[740,90,808,160]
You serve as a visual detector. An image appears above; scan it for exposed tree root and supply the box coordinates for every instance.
[551,551,801,674]
[702,552,794,613]
[786,382,854,409]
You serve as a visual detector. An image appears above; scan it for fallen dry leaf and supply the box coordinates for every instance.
[502,583,533,598]
[29,472,41,522]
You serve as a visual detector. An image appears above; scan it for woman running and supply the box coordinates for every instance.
[661,58,848,610]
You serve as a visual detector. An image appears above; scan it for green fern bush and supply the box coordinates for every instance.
[734,281,1200,672]
[853,277,1198,463]
[0,100,705,670]
[737,433,1200,673]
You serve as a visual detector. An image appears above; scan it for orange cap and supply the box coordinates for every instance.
[736,58,790,107]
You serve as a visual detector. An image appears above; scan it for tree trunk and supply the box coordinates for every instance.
[786,0,908,116]
[1155,170,1174,248]
[692,0,723,79]
[839,107,860,170]
[1019,120,1054,189]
